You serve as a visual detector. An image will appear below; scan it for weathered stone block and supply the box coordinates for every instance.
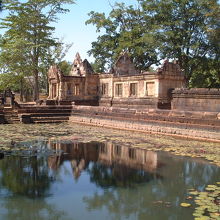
[0,113,5,124]
[46,99,57,105]
[20,114,32,124]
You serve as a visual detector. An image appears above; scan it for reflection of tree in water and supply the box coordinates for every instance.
[1,197,69,220]
[83,158,220,220]
[0,156,55,198]
[86,162,159,188]
[84,189,140,219]
[183,160,220,187]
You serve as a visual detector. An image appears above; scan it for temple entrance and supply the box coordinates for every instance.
[52,84,57,99]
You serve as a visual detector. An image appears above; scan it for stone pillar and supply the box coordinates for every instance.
[48,83,52,99]
[56,83,59,100]
[59,82,65,100]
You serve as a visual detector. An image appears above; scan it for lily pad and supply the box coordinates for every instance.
[190,183,220,220]
[180,203,191,207]
[189,191,199,196]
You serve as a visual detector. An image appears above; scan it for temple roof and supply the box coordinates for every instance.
[157,60,184,76]
[69,53,94,76]
[48,65,62,81]
[111,52,139,76]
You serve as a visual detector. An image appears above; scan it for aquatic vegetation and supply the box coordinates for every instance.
[0,123,219,220]
[180,184,220,219]
[186,183,220,220]
[0,123,220,166]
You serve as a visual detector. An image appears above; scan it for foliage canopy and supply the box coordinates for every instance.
[86,0,220,87]
[0,0,74,100]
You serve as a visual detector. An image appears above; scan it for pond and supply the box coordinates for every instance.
[0,139,219,220]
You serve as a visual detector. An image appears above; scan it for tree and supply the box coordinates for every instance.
[0,37,73,99]
[140,0,220,85]
[86,2,160,72]
[39,39,73,94]
[58,60,72,75]
[0,34,33,100]
[90,60,105,73]
[189,58,220,88]
[86,0,220,87]
[0,0,74,100]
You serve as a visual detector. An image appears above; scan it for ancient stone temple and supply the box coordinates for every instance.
[48,52,185,108]
[48,53,99,105]
[99,53,185,109]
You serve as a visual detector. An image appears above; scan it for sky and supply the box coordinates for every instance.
[53,0,138,63]
[0,0,138,63]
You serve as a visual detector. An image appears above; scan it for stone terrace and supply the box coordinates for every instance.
[69,105,220,141]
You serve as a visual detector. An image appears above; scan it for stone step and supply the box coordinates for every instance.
[3,109,13,111]
[33,120,68,124]
[4,112,18,115]
[19,107,72,110]
[5,117,20,120]
[4,113,19,116]
[6,121,20,124]
[31,116,69,121]
[4,114,18,117]
[2,107,20,124]
[3,112,18,115]
[3,110,18,113]
[26,113,71,117]
[2,106,73,124]
[4,107,14,110]
[4,119,20,122]
[18,110,72,115]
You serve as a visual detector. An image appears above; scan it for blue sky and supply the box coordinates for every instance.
[53,0,138,63]
[0,0,138,63]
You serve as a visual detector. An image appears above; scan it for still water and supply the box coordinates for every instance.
[0,140,219,220]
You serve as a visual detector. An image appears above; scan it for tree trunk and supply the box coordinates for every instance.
[20,78,24,102]
[32,41,39,101]
[46,74,49,95]
[33,69,39,101]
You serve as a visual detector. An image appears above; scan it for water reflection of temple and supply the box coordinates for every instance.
[48,141,158,180]
[99,143,157,171]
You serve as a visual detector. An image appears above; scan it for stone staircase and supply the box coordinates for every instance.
[0,107,5,123]
[17,105,72,124]
[3,107,20,124]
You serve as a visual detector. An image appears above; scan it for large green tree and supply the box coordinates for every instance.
[0,0,74,100]
[86,2,160,71]
[141,0,220,86]
[86,0,220,87]
[38,39,73,95]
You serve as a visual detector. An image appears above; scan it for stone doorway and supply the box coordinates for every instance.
[52,84,57,99]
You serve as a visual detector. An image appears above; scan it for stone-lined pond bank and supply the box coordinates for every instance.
[70,114,220,143]
[1,105,220,142]
[70,106,220,142]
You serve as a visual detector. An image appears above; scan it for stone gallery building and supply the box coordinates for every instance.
[48,52,185,109]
